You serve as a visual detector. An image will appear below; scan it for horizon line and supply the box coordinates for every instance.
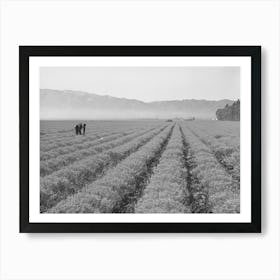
[40,88,237,103]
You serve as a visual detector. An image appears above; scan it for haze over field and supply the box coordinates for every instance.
[40,66,239,120]
[40,89,234,120]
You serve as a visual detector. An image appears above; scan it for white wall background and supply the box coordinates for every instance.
[0,0,279,279]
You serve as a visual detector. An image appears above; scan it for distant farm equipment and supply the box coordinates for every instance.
[185,117,195,121]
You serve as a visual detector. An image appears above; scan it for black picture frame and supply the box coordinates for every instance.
[20,46,261,233]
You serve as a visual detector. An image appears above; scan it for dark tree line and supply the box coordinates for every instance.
[216,100,240,121]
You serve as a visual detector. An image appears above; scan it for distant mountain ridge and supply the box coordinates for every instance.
[40,89,234,120]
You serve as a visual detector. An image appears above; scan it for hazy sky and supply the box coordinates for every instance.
[40,67,240,102]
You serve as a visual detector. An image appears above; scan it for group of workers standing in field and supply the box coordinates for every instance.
[75,123,86,135]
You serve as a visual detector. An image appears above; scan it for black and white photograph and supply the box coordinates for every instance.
[19,46,261,233]
[40,66,241,214]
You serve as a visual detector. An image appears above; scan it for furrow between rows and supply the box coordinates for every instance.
[40,127,151,176]
[41,125,168,212]
[180,125,211,213]
[40,129,127,153]
[180,124,239,213]
[134,124,191,213]
[186,125,240,183]
[48,125,174,213]
[40,128,137,161]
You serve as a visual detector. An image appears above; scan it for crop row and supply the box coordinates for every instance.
[40,128,139,162]
[40,129,124,152]
[41,122,157,151]
[41,131,72,142]
[41,131,96,145]
[40,128,73,138]
[186,124,240,182]
[48,125,173,213]
[186,120,240,137]
[41,121,159,144]
[40,127,158,177]
[185,121,240,153]
[180,125,240,213]
[40,126,128,145]
[135,125,190,213]
[186,122,240,150]
[41,125,168,212]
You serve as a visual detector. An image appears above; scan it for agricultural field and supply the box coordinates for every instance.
[40,120,240,214]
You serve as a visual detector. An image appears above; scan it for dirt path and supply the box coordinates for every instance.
[179,125,211,213]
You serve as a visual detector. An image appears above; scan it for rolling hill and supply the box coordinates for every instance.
[40,89,234,120]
